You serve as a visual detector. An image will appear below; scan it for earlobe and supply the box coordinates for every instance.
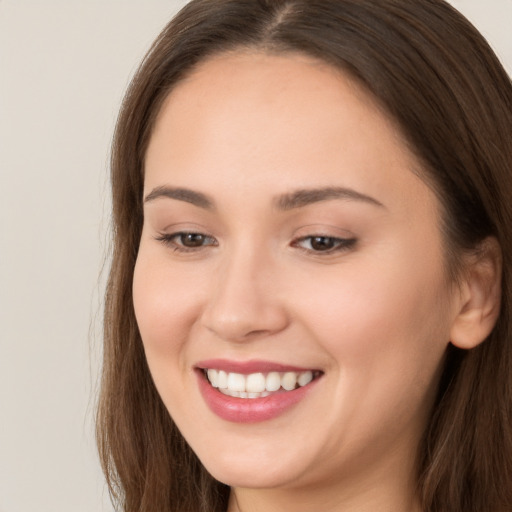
[450,237,502,350]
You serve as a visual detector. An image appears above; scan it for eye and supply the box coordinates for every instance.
[177,233,212,247]
[292,235,356,253]
[155,231,217,252]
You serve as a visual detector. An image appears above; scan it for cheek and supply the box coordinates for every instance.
[292,248,452,388]
[132,248,212,429]
[132,248,205,366]
[293,261,451,455]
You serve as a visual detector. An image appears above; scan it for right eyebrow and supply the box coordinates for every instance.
[144,186,215,210]
[274,186,385,211]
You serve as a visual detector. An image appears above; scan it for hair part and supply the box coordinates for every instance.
[97,1,512,511]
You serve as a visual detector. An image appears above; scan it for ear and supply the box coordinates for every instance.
[450,237,502,350]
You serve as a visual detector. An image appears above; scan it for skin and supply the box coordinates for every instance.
[133,52,472,512]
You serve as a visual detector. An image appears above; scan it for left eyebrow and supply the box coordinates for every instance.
[274,187,385,210]
[143,186,214,210]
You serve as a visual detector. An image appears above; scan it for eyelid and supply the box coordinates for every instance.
[154,230,218,253]
[291,234,357,254]
[153,225,356,255]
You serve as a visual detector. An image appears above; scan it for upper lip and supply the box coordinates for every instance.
[195,359,320,374]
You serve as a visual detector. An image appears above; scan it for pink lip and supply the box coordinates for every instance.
[196,358,315,374]
[195,366,321,424]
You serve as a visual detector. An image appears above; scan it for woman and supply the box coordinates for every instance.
[96,1,512,511]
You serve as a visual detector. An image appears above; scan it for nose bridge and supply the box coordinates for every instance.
[201,238,288,341]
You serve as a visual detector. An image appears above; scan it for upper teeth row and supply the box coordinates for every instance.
[206,369,314,393]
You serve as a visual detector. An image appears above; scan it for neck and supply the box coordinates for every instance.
[227,448,422,512]
[228,483,422,512]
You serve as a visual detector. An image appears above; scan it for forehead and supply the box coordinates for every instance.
[150,51,399,146]
[145,51,435,219]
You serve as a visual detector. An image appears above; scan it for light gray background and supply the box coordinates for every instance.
[0,1,511,511]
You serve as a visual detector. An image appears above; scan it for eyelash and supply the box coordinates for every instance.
[154,231,356,255]
[292,235,357,254]
[154,232,218,253]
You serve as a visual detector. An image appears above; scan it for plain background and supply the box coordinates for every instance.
[0,1,511,511]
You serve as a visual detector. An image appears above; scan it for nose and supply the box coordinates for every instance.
[200,247,289,342]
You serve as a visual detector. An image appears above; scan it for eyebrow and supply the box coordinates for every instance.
[274,187,385,210]
[143,185,384,211]
[144,186,214,210]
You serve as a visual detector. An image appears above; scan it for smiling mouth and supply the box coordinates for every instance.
[203,369,323,399]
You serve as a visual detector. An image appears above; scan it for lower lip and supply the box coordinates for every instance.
[196,370,319,423]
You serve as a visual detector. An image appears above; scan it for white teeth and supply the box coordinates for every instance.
[246,372,266,393]
[298,370,313,387]
[205,369,318,396]
[207,369,218,387]
[219,388,236,397]
[219,388,271,399]
[227,372,245,392]
[266,372,281,392]
[217,370,228,389]
[281,372,297,391]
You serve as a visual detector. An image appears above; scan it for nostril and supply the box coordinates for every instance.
[203,323,272,342]
[201,302,289,342]
[200,270,290,341]
[245,329,270,338]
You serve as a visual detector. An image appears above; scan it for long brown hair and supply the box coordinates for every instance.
[96,1,512,511]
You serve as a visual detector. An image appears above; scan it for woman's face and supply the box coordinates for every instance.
[134,52,461,492]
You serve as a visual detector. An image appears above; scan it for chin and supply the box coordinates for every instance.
[190,435,312,489]
[203,457,303,489]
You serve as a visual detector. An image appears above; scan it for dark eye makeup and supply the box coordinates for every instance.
[154,231,356,255]
[155,232,218,252]
[291,235,357,253]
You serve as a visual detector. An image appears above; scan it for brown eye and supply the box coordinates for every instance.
[310,236,337,251]
[155,231,217,252]
[180,233,209,247]
[293,235,356,254]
